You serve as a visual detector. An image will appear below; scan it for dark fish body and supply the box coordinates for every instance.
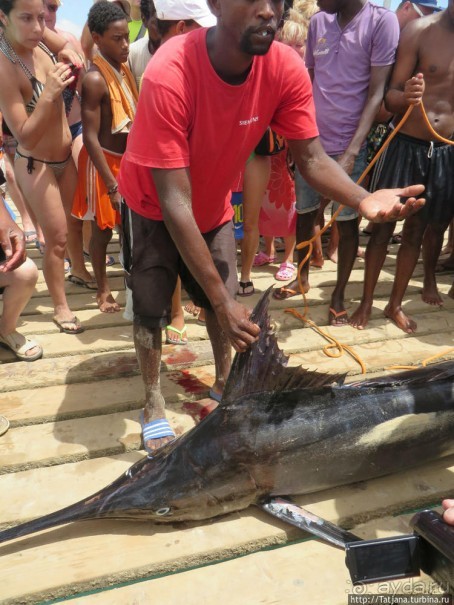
[1,288,453,545]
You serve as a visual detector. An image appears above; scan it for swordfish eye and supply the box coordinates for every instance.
[155,507,172,516]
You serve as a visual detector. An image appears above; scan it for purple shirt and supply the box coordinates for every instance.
[306,2,399,155]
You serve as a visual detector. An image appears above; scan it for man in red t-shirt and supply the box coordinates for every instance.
[118,0,425,454]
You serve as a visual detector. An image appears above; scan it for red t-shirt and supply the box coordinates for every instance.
[118,28,318,234]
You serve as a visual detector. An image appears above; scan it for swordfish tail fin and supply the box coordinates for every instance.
[222,287,346,404]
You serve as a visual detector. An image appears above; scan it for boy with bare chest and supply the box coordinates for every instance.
[73,0,138,313]
[350,2,454,333]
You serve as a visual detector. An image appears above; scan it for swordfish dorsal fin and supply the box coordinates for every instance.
[221,287,346,404]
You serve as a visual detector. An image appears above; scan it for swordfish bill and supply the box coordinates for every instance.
[1,287,454,545]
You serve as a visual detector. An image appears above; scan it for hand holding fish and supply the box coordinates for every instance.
[214,298,260,352]
[358,184,425,223]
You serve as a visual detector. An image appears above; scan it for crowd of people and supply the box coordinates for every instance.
[0,0,453,518]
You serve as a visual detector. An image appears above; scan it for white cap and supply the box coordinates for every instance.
[154,0,216,27]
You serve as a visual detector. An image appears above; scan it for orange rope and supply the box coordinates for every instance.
[286,100,454,374]
[386,348,454,371]
[286,308,367,374]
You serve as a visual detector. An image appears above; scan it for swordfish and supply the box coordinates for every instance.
[1,288,453,544]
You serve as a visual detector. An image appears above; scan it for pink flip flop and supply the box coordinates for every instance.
[253,251,276,267]
[275,262,296,281]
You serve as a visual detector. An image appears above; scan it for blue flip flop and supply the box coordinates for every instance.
[209,389,222,403]
[140,411,175,455]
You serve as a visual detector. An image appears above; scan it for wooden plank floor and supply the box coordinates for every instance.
[1,228,454,604]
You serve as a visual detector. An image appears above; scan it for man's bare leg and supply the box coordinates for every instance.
[205,307,231,402]
[274,211,317,300]
[90,221,120,313]
[310,222,324,267]
[326,221,339,264]
[350,222,396,330]
[384,214,426,333]
[440,220,453,257]
[328,218,358,325]
[134,323,174,453]
[422,222,449,306]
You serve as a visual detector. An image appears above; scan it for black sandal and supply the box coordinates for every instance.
[238,281,254,297]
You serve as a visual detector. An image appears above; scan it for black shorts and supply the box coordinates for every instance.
[122,204,239,329]
[369,132,454,225]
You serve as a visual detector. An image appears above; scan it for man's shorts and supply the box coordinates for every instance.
[370,132,454,225]
[295,148,367,221]
[122,204,239,329]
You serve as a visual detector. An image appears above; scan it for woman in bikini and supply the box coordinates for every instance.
[0,0,86,333]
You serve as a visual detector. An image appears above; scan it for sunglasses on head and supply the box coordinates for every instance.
[411,3,426,17]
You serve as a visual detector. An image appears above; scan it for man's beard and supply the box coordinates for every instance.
[240,27,276,56]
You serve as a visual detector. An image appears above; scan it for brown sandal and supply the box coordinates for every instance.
[273,287,298,300]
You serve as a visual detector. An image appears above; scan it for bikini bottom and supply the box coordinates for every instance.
[15,149,72,176]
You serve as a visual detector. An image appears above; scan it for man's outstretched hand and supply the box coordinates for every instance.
[358,184,425,223]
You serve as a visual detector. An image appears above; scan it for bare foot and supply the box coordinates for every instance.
[421,282,443,306]
[349,301,372,330]
[384,304,417,333]
[97,292,121,313]
[310,254,324,268]
[435,258,454,273]
[184,301,201,316]
[356,246,365,259]
[328,305,349,326]
[326,247,338,263]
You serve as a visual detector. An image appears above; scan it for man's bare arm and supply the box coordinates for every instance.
[288,136,425,222]
[81,71,120,208]
[152,167,259,352]
[385,22,422,115]
[338,64,394,175]
[42,26,83,68]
